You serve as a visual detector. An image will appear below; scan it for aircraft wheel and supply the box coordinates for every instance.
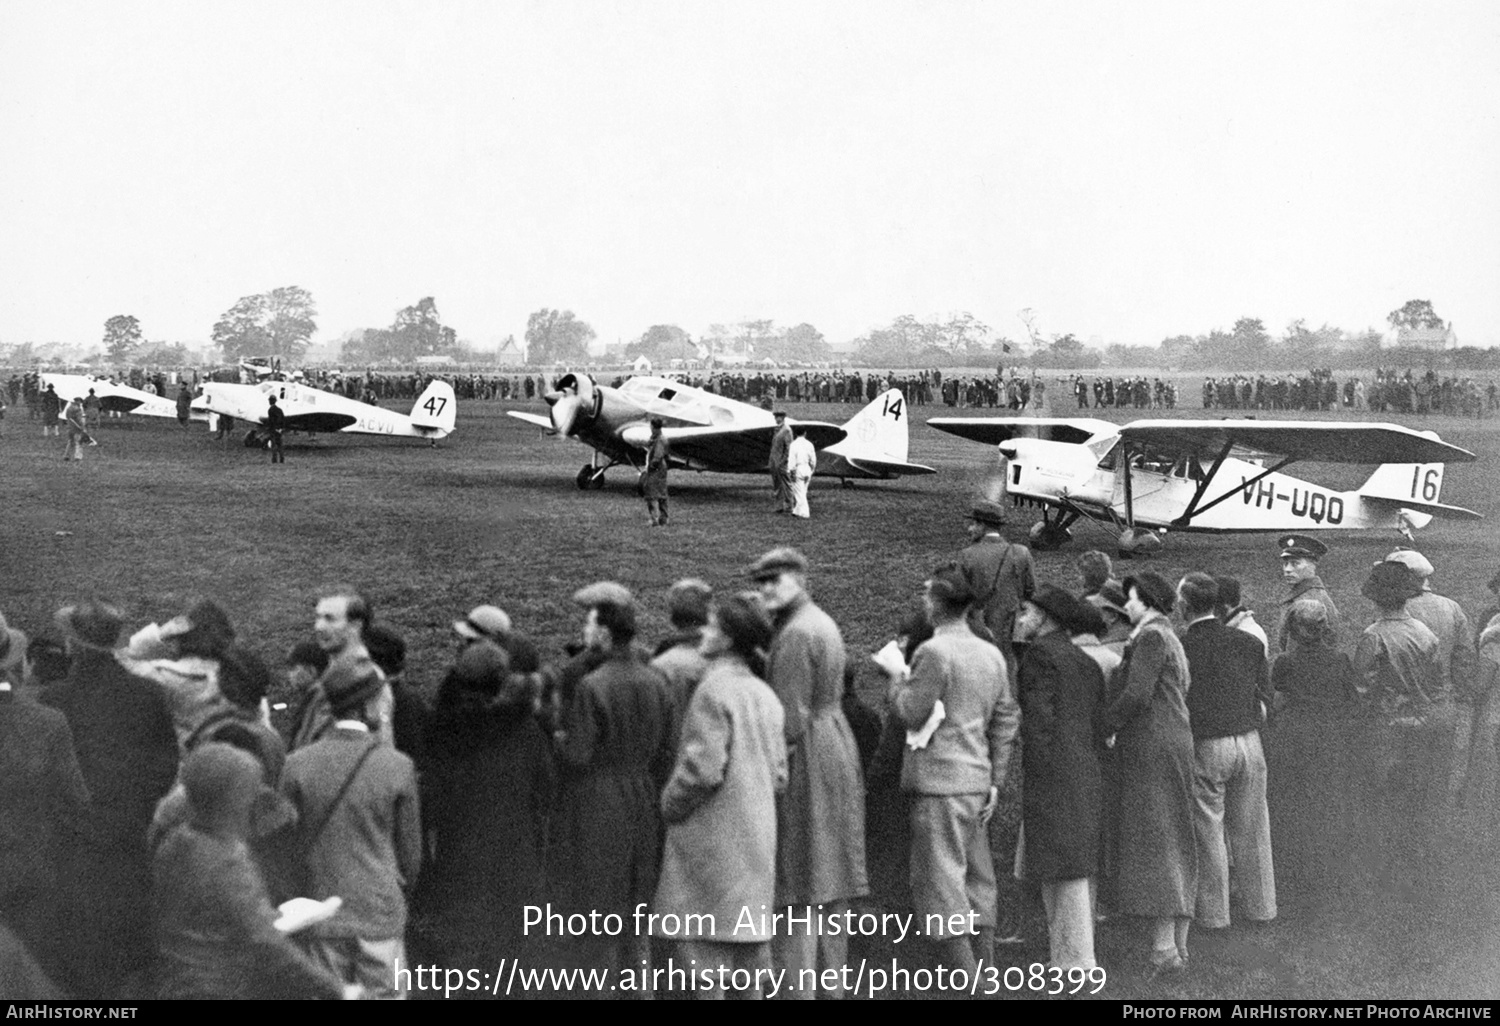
[1117,527,1164,558]
[1028,521,1073,551]
[588,471,607,491]
[575,464,595,490]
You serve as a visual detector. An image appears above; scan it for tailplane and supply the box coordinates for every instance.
[410,381,457,437]
[824,389,935,477]
[1357,461,1481,525]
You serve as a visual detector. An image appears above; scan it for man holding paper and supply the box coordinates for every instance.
[887,565,1020,978]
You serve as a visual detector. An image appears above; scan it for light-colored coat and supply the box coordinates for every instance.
[653,657,788,941]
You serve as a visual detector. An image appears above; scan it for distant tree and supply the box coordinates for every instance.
[525,309,595,365]
[626,324,694,362]
[778,322,831,363]
[1387,299,1445,330]
[139,341,191,365]
[102,314,143,363]
[212,286,317,363]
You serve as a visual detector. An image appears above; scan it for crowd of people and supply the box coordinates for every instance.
[1198,368,1498,418]
[4,498,1498,1001]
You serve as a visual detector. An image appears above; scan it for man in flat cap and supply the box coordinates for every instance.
[44,600,179,996]
[1011,584,1102,971]
[1351,560,1449,901]
[769,410,794,514]
[1277,534,1339,652]
[957,500,1036,676]
[1385,549,1475,707]
[650,578,713,750]
[547,582,673,981]
[750,548,867,997]
[281,655,422,998]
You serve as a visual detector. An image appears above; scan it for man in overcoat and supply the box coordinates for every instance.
[957,500,1036,674]
[769,410,793,513]
[1277,534,1340,651]
[752,548,868,998]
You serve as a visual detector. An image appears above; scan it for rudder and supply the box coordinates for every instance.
[410,381,457,435]
[835,389,912,462]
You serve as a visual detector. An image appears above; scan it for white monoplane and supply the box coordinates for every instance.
[192,378,457,447]
[509,373,934,488]
[928,416,1481,553]
[41,373,187,420]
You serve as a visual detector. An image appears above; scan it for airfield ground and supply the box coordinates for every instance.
[5,387,1499,1000]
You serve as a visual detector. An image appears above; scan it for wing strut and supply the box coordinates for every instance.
[1121,445,1135,528]
[1170,455,1296,527]
[1174,440,1235,525]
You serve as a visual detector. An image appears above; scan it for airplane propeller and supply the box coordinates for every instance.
[548,374,597,437]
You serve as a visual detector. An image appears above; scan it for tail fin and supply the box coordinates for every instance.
[834,389,912,463]
[410,381,457,437]
[1359,462,1444,505]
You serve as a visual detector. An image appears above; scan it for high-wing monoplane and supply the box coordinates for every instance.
[928,416,1481,554]
[508,374,935,488]
[41,373,187,420]
[192,378,457,446]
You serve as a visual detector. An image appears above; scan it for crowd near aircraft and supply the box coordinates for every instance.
[40,373,188,421]
[927,416,1481,554]
[192,377,457,446]
[509,373,934,488]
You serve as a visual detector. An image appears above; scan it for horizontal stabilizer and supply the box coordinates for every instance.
[1359,494,1483,522]
[843,456,937,477]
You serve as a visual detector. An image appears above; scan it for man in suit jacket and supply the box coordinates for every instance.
[281,655,421,999]
[769,410,794,513]
[1177,573,1277,929]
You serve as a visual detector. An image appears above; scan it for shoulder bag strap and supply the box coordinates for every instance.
[301,739,380,847]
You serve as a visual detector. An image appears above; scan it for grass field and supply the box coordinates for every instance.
[5,390,1499,999]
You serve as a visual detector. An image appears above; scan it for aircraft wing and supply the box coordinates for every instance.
[926,417,1117,446]
[1119,420,1477,464]
[840,456,937,477]
[507,411,556,430]
[282,411,357,433]
[621,421,848,473]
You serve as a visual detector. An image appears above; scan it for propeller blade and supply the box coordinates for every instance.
[551,394,581,436]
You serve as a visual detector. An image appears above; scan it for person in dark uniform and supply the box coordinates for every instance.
[642,417,670,527]
[266,395,286,464]
[1277,534,1339,651]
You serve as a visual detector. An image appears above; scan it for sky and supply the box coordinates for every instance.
[3,0,1498,354]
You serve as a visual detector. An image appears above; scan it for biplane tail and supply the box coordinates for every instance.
[1356,461,1481,526]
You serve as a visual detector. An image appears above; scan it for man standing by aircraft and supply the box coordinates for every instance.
[958,500,1036,676]
[770,410,793,514]
[642,417,670,527]
[266,395,286,464]
[788,426,817,519]
[1277,535,1340,651]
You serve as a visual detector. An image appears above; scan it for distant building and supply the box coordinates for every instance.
[495,336,525,366]
[1383,324,1458,350]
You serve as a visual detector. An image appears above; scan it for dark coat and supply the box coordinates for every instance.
[642,433,670,499]
[153,823,345,1000]
[421,699,556,958]
[550,648,674,916]
[0,690,91,898]
[1017,633,1104,882]
[43,649,179,993]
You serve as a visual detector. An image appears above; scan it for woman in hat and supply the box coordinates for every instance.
[420,641,556,975]
[652,593,788,998]
[1351,560,1448,900]
[1100,571,1197,974]
[1265,600,1359,904]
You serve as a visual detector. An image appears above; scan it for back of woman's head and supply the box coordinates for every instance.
[716,593,774,675]
[176,598,236,658]
[217,643,272,710]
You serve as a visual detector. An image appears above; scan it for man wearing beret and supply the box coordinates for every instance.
[957,500,1036,676]
[1010,584,1102,971]
[280,655,422,998]
[751,548,867,997]
[1277,535,1339,652]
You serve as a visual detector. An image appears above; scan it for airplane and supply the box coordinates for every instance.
[40,373,190,420]
[191,377,457,446]
[927,415,1482,554]
[508,373,935,489]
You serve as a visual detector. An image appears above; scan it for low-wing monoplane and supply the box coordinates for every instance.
[928,416,1481,554]
[41,373,187,420]
[508,374,935,488]
[192,378,457,446]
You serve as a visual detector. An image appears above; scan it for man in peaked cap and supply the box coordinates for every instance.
[958,500,1036,675]
[1277,534,1339,652]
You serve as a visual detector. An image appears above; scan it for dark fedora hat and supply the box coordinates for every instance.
[321,654,384,716]
[54,600,125,651]
[1362,560,1423,607]
[1027,584,1083,630]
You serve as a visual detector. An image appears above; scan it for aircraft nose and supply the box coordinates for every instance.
[551,394,580,436]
